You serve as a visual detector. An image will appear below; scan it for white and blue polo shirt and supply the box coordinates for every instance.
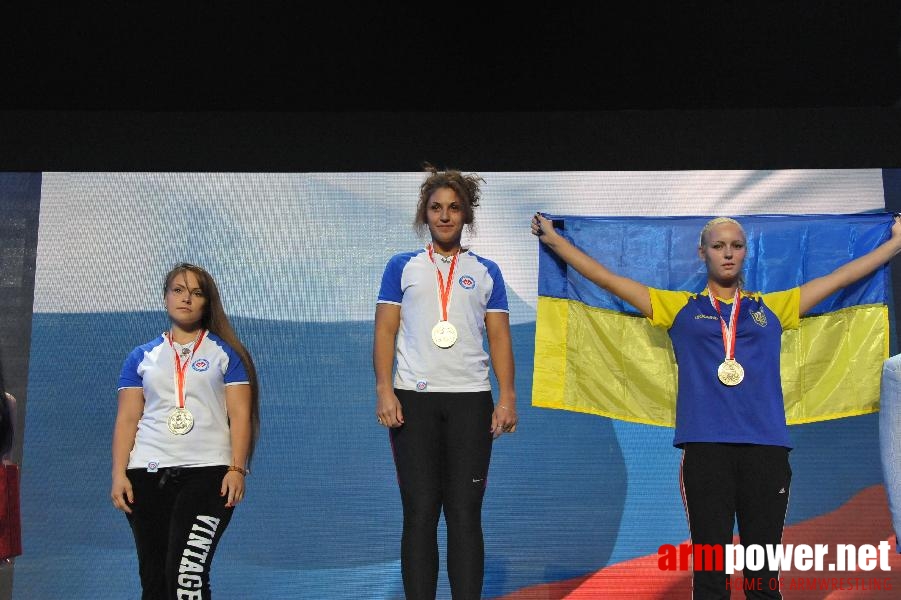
[118,331,249,470]
[377,248,509,392]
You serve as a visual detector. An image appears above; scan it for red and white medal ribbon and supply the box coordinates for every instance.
[427,244,459,348]
[166,330,206,433]
[707,288,745,386]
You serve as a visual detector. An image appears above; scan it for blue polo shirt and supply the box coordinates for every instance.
[649,287,800,448]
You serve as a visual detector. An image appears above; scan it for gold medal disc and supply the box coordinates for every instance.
[431,321,458,348]
[167,407,195,435]
[717,359,745,386]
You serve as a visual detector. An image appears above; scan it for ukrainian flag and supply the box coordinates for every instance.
[533,212,894,426]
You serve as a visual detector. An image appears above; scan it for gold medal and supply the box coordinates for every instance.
[708,288,744,387]
[167,407,194,435]
[717,359,744,386]
[427,244,461,349]
[431,321,458,348]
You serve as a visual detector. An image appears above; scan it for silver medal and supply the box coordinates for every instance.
[431,321,458,348]
[167,407,194,435]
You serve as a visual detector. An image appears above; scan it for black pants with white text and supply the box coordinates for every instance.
[391,389,494,600]
[681,443,791,600]
[126,465,234,600]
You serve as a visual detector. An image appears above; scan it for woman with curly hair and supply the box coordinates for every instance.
[374,165,518,599]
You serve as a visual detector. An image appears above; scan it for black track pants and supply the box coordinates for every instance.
[390,389,494,600]
[126,466,234,600]
[681,443,791,600]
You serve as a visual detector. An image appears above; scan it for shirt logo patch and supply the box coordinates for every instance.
[458,275,476,290]
[147,460,159,473]
[191,358,210,372]
[750,308,768,327]
[416,380,428,392]
[695,314,718,320]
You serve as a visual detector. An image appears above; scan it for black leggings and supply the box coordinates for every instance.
[681,443,792,600]
[390,389,494,600]
[126,466,234,600]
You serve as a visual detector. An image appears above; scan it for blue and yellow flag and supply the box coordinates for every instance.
[533,213,894,426]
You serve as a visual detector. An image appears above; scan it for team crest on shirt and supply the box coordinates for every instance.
[750,308,767,327]
[458,275,476,290]
[191,358,210,372]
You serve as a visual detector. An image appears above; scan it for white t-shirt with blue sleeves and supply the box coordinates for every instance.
[377,248,509,392]
[118,331,249,470]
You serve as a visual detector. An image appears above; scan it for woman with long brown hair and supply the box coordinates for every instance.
[111,263,259,599]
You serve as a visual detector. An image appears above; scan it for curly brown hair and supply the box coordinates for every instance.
[413,163,484,237]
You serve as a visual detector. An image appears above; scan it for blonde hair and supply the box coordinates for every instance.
[699,217,745,247]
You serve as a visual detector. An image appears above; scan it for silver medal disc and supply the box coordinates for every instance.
[167,407,195,435]
[431,321,458,348]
